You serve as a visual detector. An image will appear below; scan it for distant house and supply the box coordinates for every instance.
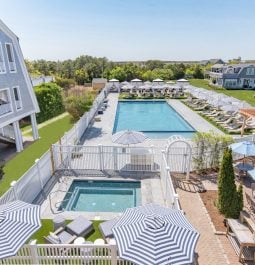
[200,59,225,66]
[0,20,40,152]
[92,78,107,90]
[208,63,255,89]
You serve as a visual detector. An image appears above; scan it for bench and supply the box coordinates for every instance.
[227,218,255,262]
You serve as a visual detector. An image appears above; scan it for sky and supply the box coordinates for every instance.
[1,0,255,61]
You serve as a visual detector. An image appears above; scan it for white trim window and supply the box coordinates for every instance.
[5,43,16,73]
[12,86,22,110]
[0,42,6,74]
[246,67,255,76]
[0,88,13,116]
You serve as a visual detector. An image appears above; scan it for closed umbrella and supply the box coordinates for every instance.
[0,200,41,259]
[112,130,148,145]
[112,204,199,265]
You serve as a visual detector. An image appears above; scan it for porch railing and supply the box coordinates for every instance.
[0,103,11,116]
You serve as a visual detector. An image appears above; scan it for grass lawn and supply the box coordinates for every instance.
[31,219,103,244]
[0,114,73,196]
[189,79,255,106]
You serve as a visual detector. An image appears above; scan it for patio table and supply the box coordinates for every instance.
[227,218,255,262]
[234,163,254,177]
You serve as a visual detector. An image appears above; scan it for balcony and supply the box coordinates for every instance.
[0,103,12,116]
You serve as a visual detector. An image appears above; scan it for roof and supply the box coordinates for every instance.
[210,58,225,64]
[92,78,107,83]
[239,108,255,118]
[211,64,224,68]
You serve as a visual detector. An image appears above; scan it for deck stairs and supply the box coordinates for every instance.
[0,125,15,145]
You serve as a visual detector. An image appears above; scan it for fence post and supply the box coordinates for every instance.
[10,181,18,200]
[113,147,118,171]
[173,194,179,209]
[150,145,154,171]
[29,240,39,265]
[68,144,72,169]
[98,144,104,170]
[75,123,79,144]
[35,159,44,190]
[50,145,55,173]
[110,244,118,265]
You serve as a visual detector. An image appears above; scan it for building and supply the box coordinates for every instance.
[208,63,255,89]
[92,78,107,90]
[200,58,225,66]
[0,20,39,152]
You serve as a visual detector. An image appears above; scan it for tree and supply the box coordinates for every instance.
[74,69,89,85]
[193,65,204,79]
[109,66,127,81]
[217,148,243,218]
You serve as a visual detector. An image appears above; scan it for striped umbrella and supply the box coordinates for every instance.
[0,200,41,259]
[112,130,148,145]
[112,204,199,265]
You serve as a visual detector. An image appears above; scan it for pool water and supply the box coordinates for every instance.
[113,101,195,138]
[59,180,141,212]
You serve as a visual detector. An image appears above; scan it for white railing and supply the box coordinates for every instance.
[0,243,134,265]
[52,145,161,172]
[0,125,15,139]
[160,150,180,210]
[0,86,110,205]
[0,150,53,205]
[0,103,11,116]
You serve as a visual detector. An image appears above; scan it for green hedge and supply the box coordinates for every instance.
[34,83,65,123]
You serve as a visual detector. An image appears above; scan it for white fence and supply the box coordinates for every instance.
[0,86,109,205]
[52,145,161,172]
[0,243,133,265]
[31,76,54,87]
[161,150,180,210]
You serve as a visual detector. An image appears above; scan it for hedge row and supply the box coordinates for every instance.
[34,83,65,123]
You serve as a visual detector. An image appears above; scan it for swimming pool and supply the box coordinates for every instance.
[59,180,141,212]
[113,100,195,138]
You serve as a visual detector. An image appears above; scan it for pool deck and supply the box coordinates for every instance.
[82,93,223,147]
[40,172,165,220]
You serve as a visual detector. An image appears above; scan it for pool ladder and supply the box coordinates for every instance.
[49,190,73,214]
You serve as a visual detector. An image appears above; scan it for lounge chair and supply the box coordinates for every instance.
[99,218,119,242]
[66,216,94,237]
[44,227,77,244]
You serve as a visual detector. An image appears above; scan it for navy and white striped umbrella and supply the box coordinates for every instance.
[112,204,199,265]
[0,200,41,259]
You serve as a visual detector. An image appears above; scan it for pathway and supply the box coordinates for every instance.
[177,188,229,265]
[22,112,69,135]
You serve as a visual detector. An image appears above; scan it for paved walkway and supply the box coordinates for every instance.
[177,188,229,265]
[22,112,69,135]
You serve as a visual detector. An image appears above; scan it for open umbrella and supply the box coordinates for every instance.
[112,204,199,265]
[229,141,255,156]
[112,130,148,145]
[0,200,41,259]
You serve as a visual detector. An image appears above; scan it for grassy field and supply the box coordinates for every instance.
[0,115,73,196]
[30,219,103,244]
[189,79,255,106]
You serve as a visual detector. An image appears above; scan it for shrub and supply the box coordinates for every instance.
[217,148,243,218]
[34,83,65,123]
[192,131,233,173]
[64,92,94,121]
[55,77,75,90]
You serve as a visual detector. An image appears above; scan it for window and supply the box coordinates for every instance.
[5,43,16,72]
[0,43,6,73]
[246,67,255,75]
[12,86,22,110]
[0,88,12,116]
